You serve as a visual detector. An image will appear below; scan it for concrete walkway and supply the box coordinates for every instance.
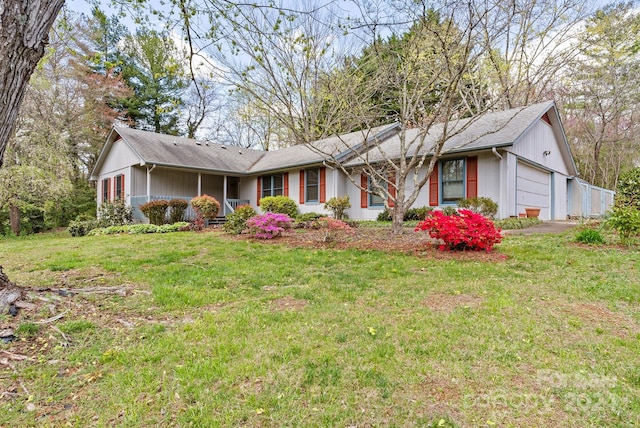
[503,220,579,235]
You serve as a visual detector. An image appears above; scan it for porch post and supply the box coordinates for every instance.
[223,175,228,216]
[146,166,152,202]
[198,173,202,196]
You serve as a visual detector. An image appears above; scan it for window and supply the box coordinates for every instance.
[305,168,319,202]
[115,174,124,200]
[441,158,465,203]
[102,178,109,202]
[368,177,385,207]
[261,174,284,198]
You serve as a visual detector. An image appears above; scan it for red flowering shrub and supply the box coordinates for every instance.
[415,209,502,251]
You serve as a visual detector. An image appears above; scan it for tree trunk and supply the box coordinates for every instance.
[9,204,19,236]
[0,0,65,166]
[391,206,404,235]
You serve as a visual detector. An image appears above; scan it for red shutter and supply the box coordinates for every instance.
[299,170,305,204]
[319,167,326,203]
[387,172,396,208]
[256,176,262,206]
[360,173,368,208]
[466,156,478,199]
[108,178,112,201]
[283,172,289,197]
[429,163,439,206]
[121,175,125,200]
[113,177,116,201]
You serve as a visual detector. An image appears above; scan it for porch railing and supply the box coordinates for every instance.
[224,199,251,215]
[130,195,251,222]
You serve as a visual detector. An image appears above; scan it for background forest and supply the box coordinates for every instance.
[1,0,639,235]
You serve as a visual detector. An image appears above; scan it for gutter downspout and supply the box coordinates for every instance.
[491,147,503,160]
[146,164,156,202]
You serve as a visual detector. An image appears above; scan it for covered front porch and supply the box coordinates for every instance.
[128,165,251,222]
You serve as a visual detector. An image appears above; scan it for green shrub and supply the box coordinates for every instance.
[404,206,433,221]
[575,228,605,244]
[294,212,324,229]
[376,209,392,222]
[140,199,169,225]
[223,205,257,235]
[87,222,189,236]
[68,218,100,237]
[376,206,433,222]
[440,206,458,216]
[324,196,351,220]
[191,194,220,220]
[607,204,640,245]
[297,212,324,222]
[616,167,640,207]
[168,199,189,223]
[457,197,498,218]
[260,195,298,217]
[97,199,133,227]
[607,167,640,245]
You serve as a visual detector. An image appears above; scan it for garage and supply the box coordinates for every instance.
[516,160,551,220]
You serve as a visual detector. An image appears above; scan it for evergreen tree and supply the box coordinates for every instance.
[120,29,189,135]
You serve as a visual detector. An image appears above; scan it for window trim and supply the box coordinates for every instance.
[305,168,320,203]
[440,158,466,204]
[102,178,109,202]
[261,173,285,198]
[368,176,385,207]
[115,174,124,200]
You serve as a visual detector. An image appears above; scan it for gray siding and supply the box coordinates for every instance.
[149,169,198,197]
[100,139,140,174]
[131,166,147,197]
[510,120,571,175]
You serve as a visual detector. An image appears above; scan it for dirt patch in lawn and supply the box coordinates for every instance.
[422,293,484,313]
[269,296,308,312]
[567,302,640,338]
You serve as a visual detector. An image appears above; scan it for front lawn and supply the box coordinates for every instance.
[1,228,639,426]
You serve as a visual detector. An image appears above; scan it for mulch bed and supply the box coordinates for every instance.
[228,226,508,262]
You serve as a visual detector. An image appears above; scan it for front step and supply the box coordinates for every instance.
[206,216,227,226]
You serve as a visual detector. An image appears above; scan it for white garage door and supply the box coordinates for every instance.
[516,161,551,220]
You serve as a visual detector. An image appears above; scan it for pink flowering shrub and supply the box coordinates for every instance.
[319,217,355,242]
[415,209,502,251]
[319,217,355,233]
[246,212,293,239]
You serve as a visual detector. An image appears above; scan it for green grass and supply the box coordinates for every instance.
[1,229,640,426]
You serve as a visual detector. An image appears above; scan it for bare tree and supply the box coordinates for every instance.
[477,0,593,109]
[561,2,640,189]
